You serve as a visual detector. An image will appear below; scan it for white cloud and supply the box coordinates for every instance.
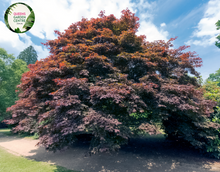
[185,0,220,47]
[0,21,49,60]
[9,0,169,42]
[133,0,157,20]
[134,0,169,42]
[137,21,169,42]
[160,23,166,27]
[33,45,49,61]
[1,0,169,60]
[10,0,136,40]
[0,21,28,55]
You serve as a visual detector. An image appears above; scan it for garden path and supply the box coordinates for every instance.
[0,132,220,172]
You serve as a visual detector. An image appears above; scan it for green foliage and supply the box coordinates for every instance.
[204,107,220,159]
[211,106,220,123]
[17,45,38,65]
[196,75,203,86]
[206,68,220,86]
[0,128,39,139]
[14,28,20,33]
[0,128,11,135]
[202,81,220,105]
[0,47,28,121]
[23,11,35,30]
[201,81,220,158]
[14,28,23,33]
[4,3,17,31]
[129,111,150,120]
[215,20,220,49]
[0,47,15,65]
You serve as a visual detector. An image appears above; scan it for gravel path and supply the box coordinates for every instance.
[1,133,220,172]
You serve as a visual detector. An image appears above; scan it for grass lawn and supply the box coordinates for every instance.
[0,128,10,134]
[0,129,81,172]
[0,146,80,172]
[0,128,39,140]
[0,128,166,172]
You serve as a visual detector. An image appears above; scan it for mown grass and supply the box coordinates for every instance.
[0,146,80,172]
[0,128,39,140]
[0,129,82,171]
[0,128,11,135]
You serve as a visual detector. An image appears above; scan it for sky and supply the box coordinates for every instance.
[0,0,220,83]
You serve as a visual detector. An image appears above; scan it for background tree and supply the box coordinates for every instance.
[205,20,220,86]
[203,81,220,105]
[5,9,220,158]
[17,45,38,65]
[202,80,220,122]
[204,20,220,85]
[0,47,28,122]
[216,20,220,49]
[206,69,220,86]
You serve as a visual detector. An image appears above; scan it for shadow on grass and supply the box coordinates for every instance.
[0,144,79,172]
[21,134,220,172]
[0,129,219,172]
[54,166,80,172]
[0,128,38,139]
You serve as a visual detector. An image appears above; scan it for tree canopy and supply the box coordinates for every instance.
[206,68,220,86]
[202,81,220,141]
[216,20,220,49]
[0,47,28,121]
[203,81,220,105]
[4,9,220,158]
[206,21,220,84]
[17,45,38,65]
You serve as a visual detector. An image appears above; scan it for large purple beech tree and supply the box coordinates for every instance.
[4,9,220,158]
